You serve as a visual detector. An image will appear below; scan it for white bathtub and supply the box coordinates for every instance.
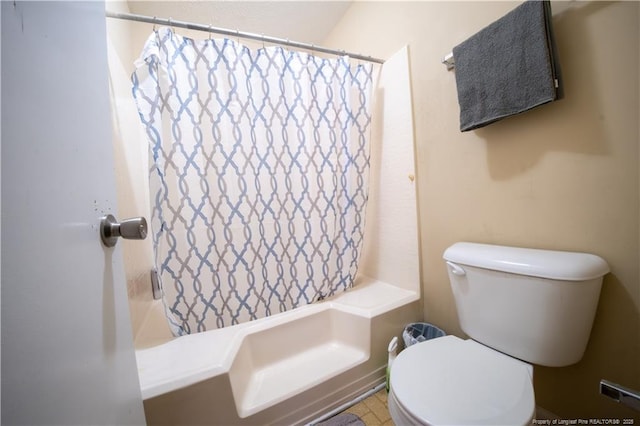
[134,276,420,425]
[124,45,418,426]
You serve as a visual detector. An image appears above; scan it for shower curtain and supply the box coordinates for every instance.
[133,28,373,334]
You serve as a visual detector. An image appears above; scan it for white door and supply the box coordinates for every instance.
[1,2,146,424]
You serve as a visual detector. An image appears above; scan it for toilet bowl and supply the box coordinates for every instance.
[388,242,609,425]
[388,335,534,425]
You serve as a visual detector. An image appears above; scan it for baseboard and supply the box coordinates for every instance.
[535,406,560,420]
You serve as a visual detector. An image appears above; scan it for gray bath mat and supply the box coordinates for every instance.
[315,412,365,426]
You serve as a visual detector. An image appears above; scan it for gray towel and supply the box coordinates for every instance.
[452,0,561,132]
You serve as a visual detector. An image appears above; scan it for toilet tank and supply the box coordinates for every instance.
[443,242,609,367]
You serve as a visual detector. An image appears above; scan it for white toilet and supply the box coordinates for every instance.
[388,242,609,426]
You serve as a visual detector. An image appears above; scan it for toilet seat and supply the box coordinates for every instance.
[389,335,535,426]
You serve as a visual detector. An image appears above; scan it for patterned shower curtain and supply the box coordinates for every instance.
[133,28,373,334]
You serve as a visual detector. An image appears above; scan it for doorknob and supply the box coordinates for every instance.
[100,214,147,247]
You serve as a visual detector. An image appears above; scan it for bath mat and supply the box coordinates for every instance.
[315,412,365,426]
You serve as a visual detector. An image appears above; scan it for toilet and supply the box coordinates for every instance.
[388,242,609,426]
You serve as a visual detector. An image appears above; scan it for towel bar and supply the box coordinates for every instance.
[442,52,455,70]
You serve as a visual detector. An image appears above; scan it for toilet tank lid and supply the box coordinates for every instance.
[443,242,610,281]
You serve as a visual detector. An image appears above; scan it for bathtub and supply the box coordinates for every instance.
[124,45,418,425]
[134,276,420,425]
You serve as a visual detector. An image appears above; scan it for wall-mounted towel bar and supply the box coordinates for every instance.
[442,52,455,70]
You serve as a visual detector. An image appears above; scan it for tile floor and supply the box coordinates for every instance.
[342,389,395,426]
[338,389,556,425]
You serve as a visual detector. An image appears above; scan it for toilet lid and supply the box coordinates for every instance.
[390,335,535,425]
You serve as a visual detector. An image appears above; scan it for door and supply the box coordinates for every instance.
[1,2,146,424]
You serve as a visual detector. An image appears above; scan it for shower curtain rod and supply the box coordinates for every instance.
[105,11,385,64]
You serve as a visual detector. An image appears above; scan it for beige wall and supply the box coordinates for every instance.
[106,1,157,338]
[324,1,639,420]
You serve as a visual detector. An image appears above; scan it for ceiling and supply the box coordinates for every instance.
[127,1,353,45]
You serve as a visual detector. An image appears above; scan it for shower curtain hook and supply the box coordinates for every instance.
[168,17,173,34]
[261,34,265,49]
[236,29,240,44]
[152,16,157,32]
[208,24,213,40]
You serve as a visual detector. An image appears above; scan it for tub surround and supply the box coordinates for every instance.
[139,278,420,425]
[106,13,421,421]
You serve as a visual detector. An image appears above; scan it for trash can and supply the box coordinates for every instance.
[402,322,446,347]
